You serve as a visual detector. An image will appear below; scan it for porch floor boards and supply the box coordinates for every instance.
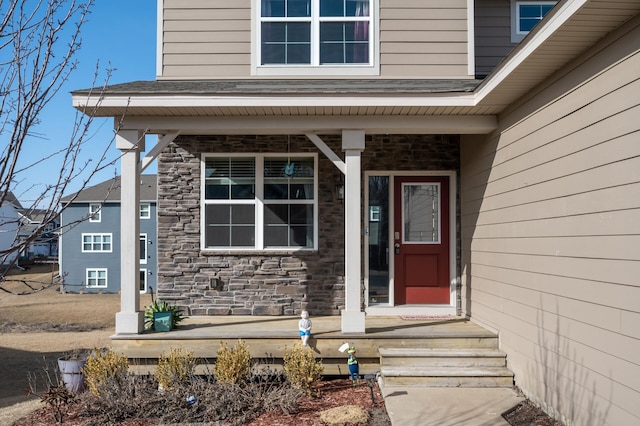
[112,315,497,376]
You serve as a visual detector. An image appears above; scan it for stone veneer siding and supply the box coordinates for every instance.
[157,134,460,316]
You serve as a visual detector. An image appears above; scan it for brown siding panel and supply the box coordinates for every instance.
[161,0,472,79]
[461,24,640,426]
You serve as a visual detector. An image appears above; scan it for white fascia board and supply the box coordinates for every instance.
[73,93,477,109]
[474,0,587,103]
[120,115,497,135]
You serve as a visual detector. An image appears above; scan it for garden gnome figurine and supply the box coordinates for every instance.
[347,346,360,384]
[299,310,312,346]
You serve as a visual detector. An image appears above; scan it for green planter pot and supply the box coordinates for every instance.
[153,311,173,332]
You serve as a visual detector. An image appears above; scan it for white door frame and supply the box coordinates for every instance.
[364,170,458,316]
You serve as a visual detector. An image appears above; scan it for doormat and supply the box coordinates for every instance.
[400,315,457,320]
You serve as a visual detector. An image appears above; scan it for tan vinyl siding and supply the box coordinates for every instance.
[475,0,516,77]
[379,0,470,78]
[161,0,251,78]
[460,21,640,426]
[161,0,472,79]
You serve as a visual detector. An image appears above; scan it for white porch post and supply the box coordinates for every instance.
[341,130,366,333]
[115,129,145,334]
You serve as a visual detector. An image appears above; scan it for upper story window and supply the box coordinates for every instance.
[511,1,556,43]
[89,203,101,222]
[82,233,112,253]
[140,203,151,219]
[256,0,377,76]
[202,154,317,250]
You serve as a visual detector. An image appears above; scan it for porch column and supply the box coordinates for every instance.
[341,130,366,333]
[115,129,145,334]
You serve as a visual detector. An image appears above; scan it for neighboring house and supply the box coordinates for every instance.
[71,1,639,424]
[0,192,23,265]
[59,175,157,293]
[16,208,60,260]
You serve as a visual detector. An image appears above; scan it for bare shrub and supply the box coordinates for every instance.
[80,374,157,425]
[27,358,78,424]
[214,340,252,385]
[155,346,198,391]
[283,342,324,396]
[82,348,129,396]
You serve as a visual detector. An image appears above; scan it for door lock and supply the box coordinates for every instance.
[394,243,400,254]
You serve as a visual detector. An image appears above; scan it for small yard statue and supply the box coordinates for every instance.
[298,310,312,346]
[347,346,360,384]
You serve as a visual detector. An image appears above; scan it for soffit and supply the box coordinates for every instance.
[476,0,640,109]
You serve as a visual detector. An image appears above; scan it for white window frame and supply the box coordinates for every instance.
[201,153,318,251]
[510,0,556,43]
[140,233,148,265]
[82,233,113,253]
[252,0,379,76]
[86,268,108,288]
[89,203,101,222]
[140,203,151,219]
[401,182,442,245]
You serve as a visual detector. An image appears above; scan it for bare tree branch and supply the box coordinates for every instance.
[0,0,130,290]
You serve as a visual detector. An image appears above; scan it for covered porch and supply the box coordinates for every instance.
[72,80,498,336]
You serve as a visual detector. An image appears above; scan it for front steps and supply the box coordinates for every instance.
[379,347,514,387]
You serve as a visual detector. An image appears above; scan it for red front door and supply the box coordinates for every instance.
[394,176,450,304]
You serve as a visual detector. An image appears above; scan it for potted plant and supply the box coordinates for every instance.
[144,300,185,332]
[57,349,88,392]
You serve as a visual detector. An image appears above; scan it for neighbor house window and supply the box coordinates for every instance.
[82,233,112,252]
[139,269,147,293]
[256,0,375,75]
[511,1,556,42]
[86,268,107,288]
[89,203,101,222]
[140,203,151,219]
[140,234,147,264]
[202,154,317,250]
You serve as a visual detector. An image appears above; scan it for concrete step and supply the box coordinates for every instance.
[379,348,507,368]
[380,366,514,388]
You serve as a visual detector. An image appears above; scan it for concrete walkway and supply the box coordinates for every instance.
[380,383,524,426]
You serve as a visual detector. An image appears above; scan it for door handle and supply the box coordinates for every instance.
[394,243,400,254]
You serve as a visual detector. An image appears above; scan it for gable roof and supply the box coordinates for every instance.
[1,191,23,209]
[61,174,157,204]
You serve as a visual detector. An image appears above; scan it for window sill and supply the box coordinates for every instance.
[200,249,317,256]
[253,64,380,77]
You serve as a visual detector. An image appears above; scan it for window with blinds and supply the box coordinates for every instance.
[202,154,317,250]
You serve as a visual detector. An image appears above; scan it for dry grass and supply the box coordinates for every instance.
[0,264,153,412]
[319,405,371,425]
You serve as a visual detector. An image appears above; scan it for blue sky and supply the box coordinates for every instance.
[16,0,157,207]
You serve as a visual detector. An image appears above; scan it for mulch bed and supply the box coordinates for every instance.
[13,379,391,426]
